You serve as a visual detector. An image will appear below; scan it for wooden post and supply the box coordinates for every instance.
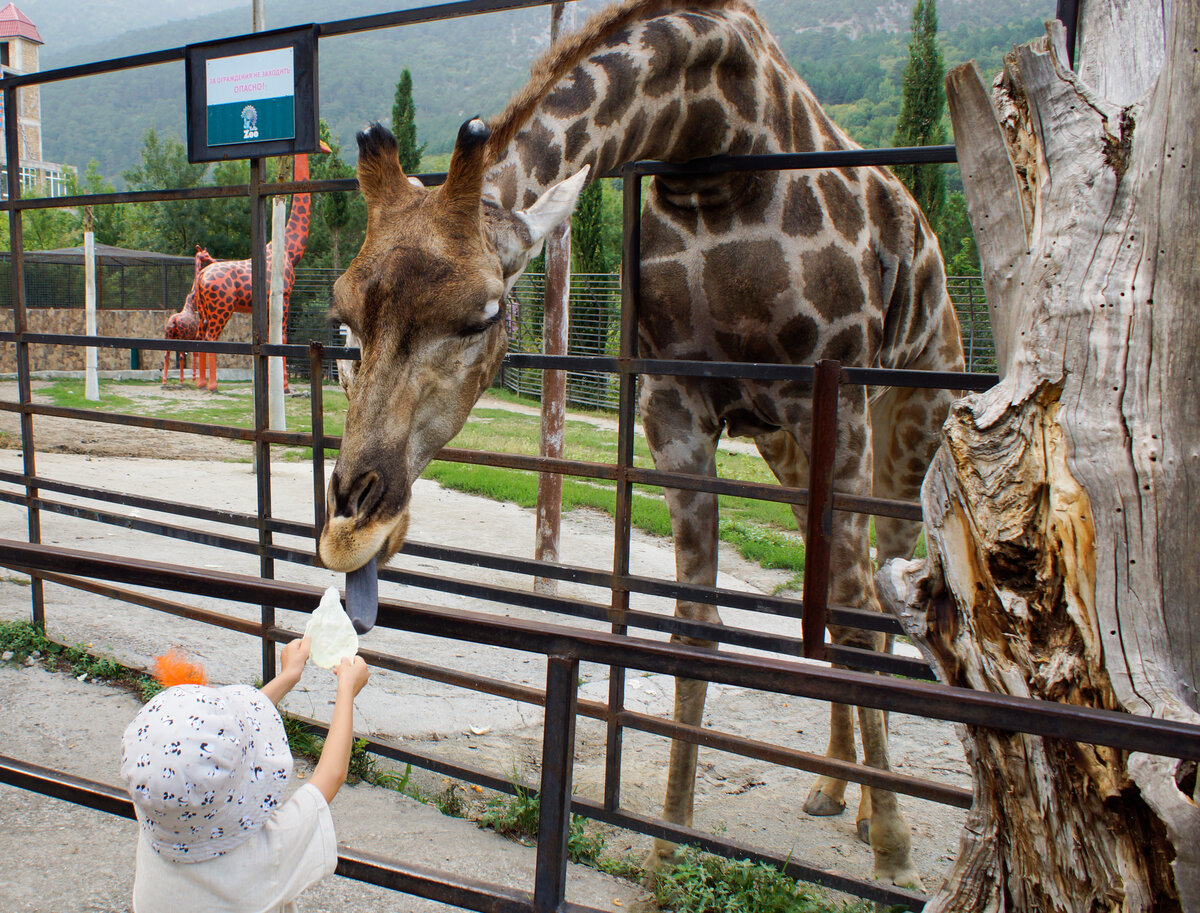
[534,1,568,595]
[877,1,1200,907]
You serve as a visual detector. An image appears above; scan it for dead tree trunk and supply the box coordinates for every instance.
[876,0,1200,908]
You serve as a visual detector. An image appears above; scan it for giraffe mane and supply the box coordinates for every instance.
[484,0,749,164]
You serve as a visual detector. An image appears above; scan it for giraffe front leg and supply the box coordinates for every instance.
[639,382,722,877]
[802,701,856,816]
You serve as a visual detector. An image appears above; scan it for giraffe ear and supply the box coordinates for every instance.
[516,166,590,245]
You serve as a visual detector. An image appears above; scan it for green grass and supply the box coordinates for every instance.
[654,846,874,913]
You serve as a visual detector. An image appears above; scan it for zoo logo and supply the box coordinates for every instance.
[241,105,259,140]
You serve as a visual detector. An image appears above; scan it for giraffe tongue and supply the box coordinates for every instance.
[345,557,378,634]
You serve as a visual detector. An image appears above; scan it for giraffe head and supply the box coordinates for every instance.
[318,120,587,592]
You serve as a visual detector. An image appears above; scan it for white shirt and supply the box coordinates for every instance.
[133,783,337,913]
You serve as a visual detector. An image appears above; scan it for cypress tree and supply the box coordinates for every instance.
[571,181,608,275]
[892,0,947,231]
[391,68,425,174]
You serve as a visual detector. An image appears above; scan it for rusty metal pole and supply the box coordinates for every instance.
[5,85,43,626]
[533,1,569,595]
[801,359,840,662]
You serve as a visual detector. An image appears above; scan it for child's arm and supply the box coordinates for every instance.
[261,636,312,706]
[310,655,371,803]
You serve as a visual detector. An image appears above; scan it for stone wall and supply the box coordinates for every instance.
[0,308,253,374]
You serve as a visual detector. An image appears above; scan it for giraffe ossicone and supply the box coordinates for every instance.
[322,0,966,890]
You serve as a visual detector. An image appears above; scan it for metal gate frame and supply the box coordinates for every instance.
[2,1,1197,911]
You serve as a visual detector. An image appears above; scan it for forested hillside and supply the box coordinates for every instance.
[39,0,1052,182]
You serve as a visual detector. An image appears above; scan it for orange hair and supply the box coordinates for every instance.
[153,648,209,688]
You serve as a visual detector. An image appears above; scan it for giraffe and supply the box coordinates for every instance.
[184,149,325,391]
[162,246,215,384]
[318,0,964,888]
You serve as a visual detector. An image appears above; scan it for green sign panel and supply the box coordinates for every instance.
[205,46,296,147]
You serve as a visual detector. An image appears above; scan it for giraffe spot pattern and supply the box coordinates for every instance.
[642,19,690,99]
[594,52,637,127]
[801,245,866,323]
[714,32,758,122]
[702,239,789,332]
[544,65,596,119]
[817,172,865,242]
[782,177,822,237]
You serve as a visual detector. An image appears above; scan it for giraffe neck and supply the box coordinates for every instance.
[283,153,312,267]
[483,0,850,212]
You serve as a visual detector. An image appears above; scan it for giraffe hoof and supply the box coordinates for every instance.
[856,818,870,844]
[802,786,845,817]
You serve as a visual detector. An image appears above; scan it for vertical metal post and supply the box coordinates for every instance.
[6,86,43,626]
[309,342,327,546]
[249,157,277,682]
[533,654,579,913]
[801,359,840,662]
[604,164,642,811]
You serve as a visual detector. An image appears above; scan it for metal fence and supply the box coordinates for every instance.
[0,249,196,311]
[0,2,1189,912]
[501,272,995,410]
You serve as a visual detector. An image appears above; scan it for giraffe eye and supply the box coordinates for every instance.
[461,299,502,337]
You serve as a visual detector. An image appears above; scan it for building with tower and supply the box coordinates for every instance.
[0,2,72,198]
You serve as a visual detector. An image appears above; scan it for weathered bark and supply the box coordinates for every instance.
[877,0,1200,908]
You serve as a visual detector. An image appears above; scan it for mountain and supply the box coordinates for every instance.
[14,0,247,51]
[34,0,1053,184]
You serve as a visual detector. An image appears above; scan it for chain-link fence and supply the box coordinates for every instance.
[0,247,196,311]
[2,255,994,387]
[946,274,994,374]
[500,271,996,409]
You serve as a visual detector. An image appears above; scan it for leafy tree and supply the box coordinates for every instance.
[121,127,210,255]
[200,159,251,260]
[892,0,947,231]
[941,190,981,275]
[391,68,425,174]
[78,160,127,246]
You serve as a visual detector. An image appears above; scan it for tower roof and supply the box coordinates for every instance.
[0,4,42,44]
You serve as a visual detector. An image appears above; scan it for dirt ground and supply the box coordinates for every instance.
[0,377,971,908]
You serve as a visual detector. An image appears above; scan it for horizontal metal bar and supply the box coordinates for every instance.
[2,540,1197,761]
[0,183,251,213]
[0,469,260,530]
[319,0,560,38]
[617,709,972,808]
[626,465,808,507]
[631,144,958,177]
[3,402,256,443]
[12,333,250,355]
[30,570,264,637]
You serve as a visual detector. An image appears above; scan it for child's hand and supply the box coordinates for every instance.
[280,636,312,680]
[333,655,370,697]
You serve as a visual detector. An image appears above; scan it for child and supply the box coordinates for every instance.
[120,637,370,912]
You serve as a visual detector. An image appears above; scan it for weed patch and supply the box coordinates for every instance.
[654,846,872,913]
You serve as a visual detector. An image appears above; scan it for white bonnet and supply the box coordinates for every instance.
[120,684,292,863]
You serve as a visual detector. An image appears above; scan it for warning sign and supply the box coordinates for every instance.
[205,47,296,147]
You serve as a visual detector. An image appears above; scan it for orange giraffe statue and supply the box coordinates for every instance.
[162,246,215,384]
[166,147,326,391]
